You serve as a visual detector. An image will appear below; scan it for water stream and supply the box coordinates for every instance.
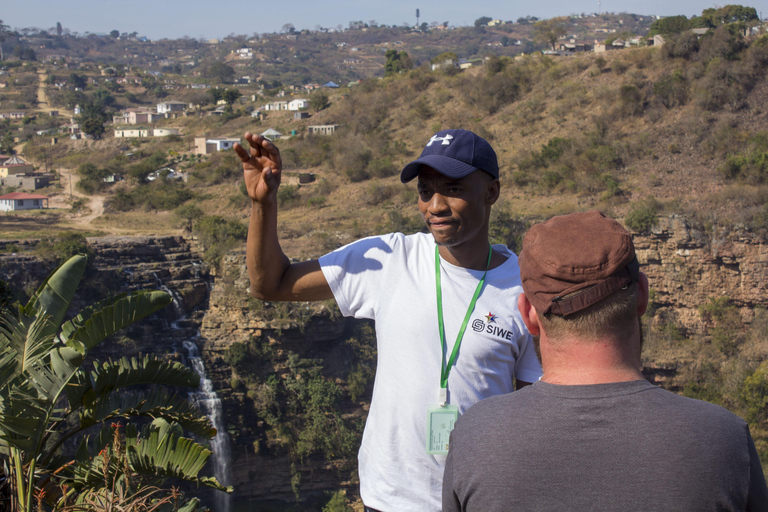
[183,338,233,512]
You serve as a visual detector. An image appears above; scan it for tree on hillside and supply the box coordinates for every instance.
[474,16,493,28]
[701,5,758,27]
[203,61,235,83]
[384,49,413,76]
[309,90,329,112]
[56,22,62,36]
[222,88,242,106]
[174,204,204,232]
[534,17,569,50]
[649,15,691,36]
[0,20,9,61]
[208,87,224,104]
[77,100,109,139]
[69,72,87,89]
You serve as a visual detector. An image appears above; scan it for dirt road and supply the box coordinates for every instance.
[47,167,106,225]
[36,70,72,117]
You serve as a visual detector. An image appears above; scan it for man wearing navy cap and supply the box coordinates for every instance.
[235,129,542,512]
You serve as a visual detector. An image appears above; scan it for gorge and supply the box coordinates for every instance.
[1,215,766,509]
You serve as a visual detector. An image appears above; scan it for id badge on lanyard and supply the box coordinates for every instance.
[426,245,490,455]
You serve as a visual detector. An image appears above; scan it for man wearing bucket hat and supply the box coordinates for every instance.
[236,129,541,512]
[442,210,768,512]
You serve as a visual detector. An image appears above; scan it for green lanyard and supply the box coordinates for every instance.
[435,244,492,399]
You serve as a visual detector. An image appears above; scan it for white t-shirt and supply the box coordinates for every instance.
[319,232,542,512]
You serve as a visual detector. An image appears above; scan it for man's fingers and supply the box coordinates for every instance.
[233,142,251,163]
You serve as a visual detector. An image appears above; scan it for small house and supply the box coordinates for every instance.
[0,192,49,212]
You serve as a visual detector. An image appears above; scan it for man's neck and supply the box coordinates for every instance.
[540,336,645,385]
[438,242,507,271]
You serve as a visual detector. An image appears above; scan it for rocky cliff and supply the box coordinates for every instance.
[2,218,766,508]
[636,216,768,332]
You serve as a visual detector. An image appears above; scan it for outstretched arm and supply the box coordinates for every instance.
[234,132,333,302]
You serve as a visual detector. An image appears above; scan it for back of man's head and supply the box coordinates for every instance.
[518,210,641,341]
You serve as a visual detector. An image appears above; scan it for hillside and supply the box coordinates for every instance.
[1,12,768,510]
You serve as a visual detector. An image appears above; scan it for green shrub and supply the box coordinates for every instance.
[347,364,373,401]
[193,215,247,268]
[625,199,661,232]
[739,362,768,424]
[277,184,300,206]
[35,233,93,264]
[307,196,326,207]
[653,70,689,108]
[323,491,354,512]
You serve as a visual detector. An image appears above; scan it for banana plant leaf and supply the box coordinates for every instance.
[125,422,231,493]
[61,290,172,357]
[65,355,201,417]
[78,388,216,438]
[22,255,87,338]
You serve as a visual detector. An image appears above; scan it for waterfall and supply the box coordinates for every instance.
[183,339,233,512]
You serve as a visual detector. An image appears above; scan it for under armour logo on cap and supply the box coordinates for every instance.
[399,129,499,183]
[426,134,454,147]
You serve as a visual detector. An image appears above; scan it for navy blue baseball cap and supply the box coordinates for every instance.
[400,129,499,183]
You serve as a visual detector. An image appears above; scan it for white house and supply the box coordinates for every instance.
[157,101,187,114]
[288,99,309,111]
[307,124,338,135]
[114,128,150,138]
[153,128,180,137]
[114,128,179,138]
[0,192,49,212]
[260,128,282,141]
[264,101,289,111]
[194,137,240,155]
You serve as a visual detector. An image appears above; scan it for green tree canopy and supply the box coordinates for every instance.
[474,16,493,28]
[649,15,692,36]
[384,50,413,75]
[202,61,235,83]
[534,17,569,50]
[309,90,330,112]
[701,5,759,26]
[222,88,242,105]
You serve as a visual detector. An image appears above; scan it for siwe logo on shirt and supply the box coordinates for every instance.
[472,312,515,341]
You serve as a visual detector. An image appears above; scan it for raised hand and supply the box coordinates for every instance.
[234,132,283,204]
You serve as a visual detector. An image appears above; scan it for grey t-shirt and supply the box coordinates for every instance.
[443,380,768,512]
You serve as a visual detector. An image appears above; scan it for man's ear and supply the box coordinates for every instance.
[637,271,649,318]
[517,293,541,336]
[486,179,500,205]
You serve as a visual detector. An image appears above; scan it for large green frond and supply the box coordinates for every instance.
[0,386,50,454]
[60,290,172,354]
[67,355,200,411]
[125,422,231,492]
[77,388,215,439]
[0,309,55,379]
[91,356,200,394]
[23,255,87,334]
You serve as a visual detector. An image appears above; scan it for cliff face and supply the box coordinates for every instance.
[636,216,768,332]
[2,221,766,507]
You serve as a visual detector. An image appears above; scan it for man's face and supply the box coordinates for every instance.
[416,166,498,249]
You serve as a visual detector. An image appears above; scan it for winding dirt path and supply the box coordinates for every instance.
[47,167,106,225]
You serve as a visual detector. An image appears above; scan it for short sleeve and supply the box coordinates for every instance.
[319,234,399,320]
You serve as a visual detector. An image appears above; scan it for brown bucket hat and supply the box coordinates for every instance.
[518,210,639,317]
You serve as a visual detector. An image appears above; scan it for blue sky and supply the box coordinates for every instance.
[3,0,764,40]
